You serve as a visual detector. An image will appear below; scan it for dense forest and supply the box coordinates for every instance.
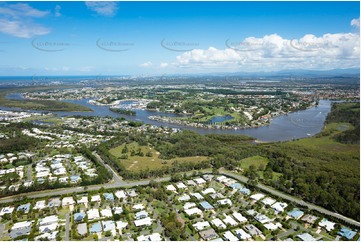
[325,102,360,144]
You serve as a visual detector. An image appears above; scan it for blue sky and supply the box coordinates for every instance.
[0,1,359,76]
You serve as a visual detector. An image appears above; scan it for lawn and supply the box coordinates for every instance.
[239,155,269,170]
[109,142,208,171]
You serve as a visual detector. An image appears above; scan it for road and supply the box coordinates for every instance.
[0,154,358,227]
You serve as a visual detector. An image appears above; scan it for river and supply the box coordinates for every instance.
[2,93,332,142]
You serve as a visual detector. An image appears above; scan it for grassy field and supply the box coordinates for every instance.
[239,155,269,170]
[238,155,282,180]
[0,86,92,112]
[109,142,208,171]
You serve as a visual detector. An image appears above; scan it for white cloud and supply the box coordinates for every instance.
[55,5,61,17]
[140,61,152,67]
[174,32,359,71]
[0,3,50,38]
[85,2,118,17]
[160,62,169,68]
[0,19,50,38]
[351,18,360,28]
[0,3,50,18]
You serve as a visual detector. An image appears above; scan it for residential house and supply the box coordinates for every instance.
[77,223,87,236]
[34,200,47,210]
[16,203,31,213]
[297,233,316,241]
[319,218,335,232]
[271,202,288,213]
[200,228,218,241]
[244,224,263,237]
[89,222,102,233]
[10,221,34,239]
[211,218,227,230]
[135,210,148,220]
[103,193,115,202]
[178,194,191,202]
[287,208,304,220]
[193,221,210,231]
[223,215,238,227]
[200,201,214,210]
[223,231,239,241]
[100,208,113,218]
[134,217,152,227]
[232,212,247,224]
[87,209,100,220]
[137,233,162,241]
[235,228,251,240]
[74,212,86,222]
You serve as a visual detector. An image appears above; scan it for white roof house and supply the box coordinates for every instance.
[178,194,191,202]
[250,193,265,201]
[193,221,210,231]
[184,207,203,216]
[100,208,113,218]
[190,192,204,200]
[319,218,335,231]
[116,221,128,230]
[264,222,282,231]
[113,207,123,214]
[186,180,197,186]
[0,206,14,215]
[166,184,177,192]
[211,218,227,229]
[34,200,47,210]
[235,228,252,240]
[62,197,75,206]
[39,215,58,226]
[39,216,58,233]
[101,220,116,232]
[87,208,100,220]
[216,175,228,182]
[223,215,238,227]
[261,197,276,206]
[183,202,197,210]
[194,177,206,185]
[176,182,187,189]
[115,190,127,199]
[202,188,216,195]
[91,195,101,202]
[271,202,288,213]
[77,196,88,204]
[134,217,152,227]
[39,223,58,234]
[12,221,33,230]
[232,212,248,223]
[223,231,239,241]
[137,233,162,241]
[217,199,232,206]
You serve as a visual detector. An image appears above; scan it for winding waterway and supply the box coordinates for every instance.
[2,93,332,142]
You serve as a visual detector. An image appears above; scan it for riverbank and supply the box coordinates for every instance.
[149,115,269,130]
[0,92,92,112]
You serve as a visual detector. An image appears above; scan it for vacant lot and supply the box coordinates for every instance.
[109,142,208,171]
[239,155,269,170]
